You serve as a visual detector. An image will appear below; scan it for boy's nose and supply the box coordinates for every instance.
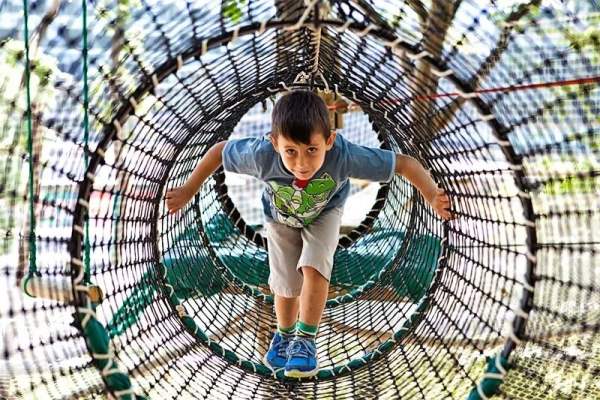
[297,156,309,169]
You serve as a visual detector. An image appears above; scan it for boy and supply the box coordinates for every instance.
[165,91,453,378]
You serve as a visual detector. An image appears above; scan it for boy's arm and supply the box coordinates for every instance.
[395,154,454,220]
[165,141,227,213]
[185,141,227,193]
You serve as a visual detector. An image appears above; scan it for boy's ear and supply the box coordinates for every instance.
[326,130,337,148]
[269,133,279,152]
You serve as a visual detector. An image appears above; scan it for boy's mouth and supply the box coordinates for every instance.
[295,171,311,178]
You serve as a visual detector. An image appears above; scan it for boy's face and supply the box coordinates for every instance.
[271,130,337,181]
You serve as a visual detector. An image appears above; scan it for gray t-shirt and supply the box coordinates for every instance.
[222,133,396,227]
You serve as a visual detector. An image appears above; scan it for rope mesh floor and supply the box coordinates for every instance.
[1,0,599,399]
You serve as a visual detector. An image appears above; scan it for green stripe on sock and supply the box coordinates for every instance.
[296,321,318,337]
[278,324,296,335]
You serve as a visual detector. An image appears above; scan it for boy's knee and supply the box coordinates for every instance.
[270,285,302,297]
[300,266,326,281]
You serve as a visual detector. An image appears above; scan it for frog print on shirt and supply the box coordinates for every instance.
[267,172,337,227]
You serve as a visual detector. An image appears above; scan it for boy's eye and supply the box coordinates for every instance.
[307,147,317,154]
[285,149,296,156]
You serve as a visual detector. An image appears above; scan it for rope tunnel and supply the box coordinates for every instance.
[1,0,599,399]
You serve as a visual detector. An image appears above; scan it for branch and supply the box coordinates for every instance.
[29,0,60,59]
[353,0,393,30]
[405,0,428,25]
[19,0,60,89]
[396,0,428,75]
[426,0,543,135]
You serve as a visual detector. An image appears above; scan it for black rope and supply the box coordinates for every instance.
[2,1,599,399]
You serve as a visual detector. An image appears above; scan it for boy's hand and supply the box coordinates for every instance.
[165,185,195,214]
[427,188,454,220]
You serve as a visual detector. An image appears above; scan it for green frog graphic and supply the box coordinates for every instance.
[268,173,337,226]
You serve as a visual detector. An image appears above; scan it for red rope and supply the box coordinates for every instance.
[416,75,600,101]
[328,75,600,110]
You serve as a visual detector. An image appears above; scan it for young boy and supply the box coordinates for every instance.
[166,91,453,378]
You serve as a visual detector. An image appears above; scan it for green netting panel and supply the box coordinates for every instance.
[1,0,599,399]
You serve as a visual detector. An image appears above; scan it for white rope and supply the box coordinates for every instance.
[406,50,431,60]
[512,305,530,319]
[479,113,496,121]
[293,71,310,84]
[317,71,329,91]
[259,20,267,35]
[431,67,453,78]
[310,16,322,73]
[73,225,84,235]
[113,119,123,140]
[77,306,95,330]
[357,23,376,37]
[508,329,522,345]
[74,284,89,294]
[476,384,491,400]
[495,353,508,376]
[333,20,352,33]
[113,388,137,398]
[384,36,402,48]
[455,90,478,99]
[284,0,319,32]
[521,280,535,292]
[525,249,537,263]
[128,96,137,109]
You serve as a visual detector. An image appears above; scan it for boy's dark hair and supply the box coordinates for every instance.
[271,91,331,145]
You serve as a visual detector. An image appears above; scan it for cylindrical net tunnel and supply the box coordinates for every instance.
[1,1,599,399]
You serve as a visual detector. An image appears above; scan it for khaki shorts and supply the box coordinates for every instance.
[265,207,343,297]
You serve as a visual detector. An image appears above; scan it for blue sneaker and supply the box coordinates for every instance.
[284,337,319,378]
[263,332,291,371]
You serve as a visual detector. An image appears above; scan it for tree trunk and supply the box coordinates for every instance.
[408,1,459,136]
[407,0,542,140]
[424,0,542,135]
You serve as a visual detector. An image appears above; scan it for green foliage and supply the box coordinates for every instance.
[565,131,600,153]
[542,174,597,195]
[564,19,600,54]
[97,0,141,25]
[3,40,55,86]
[223,0,247,24]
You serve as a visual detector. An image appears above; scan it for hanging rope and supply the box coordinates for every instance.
[81,0,91,283]
[20,0,39,296]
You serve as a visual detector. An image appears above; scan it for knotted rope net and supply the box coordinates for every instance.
[1,0,599,399]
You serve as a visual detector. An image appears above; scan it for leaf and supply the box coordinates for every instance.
[223,0,246,24]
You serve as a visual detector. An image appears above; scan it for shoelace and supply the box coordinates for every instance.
[286,338,315,359]
[277,336,291,358]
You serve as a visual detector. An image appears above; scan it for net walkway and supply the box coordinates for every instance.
[1,0,599,399]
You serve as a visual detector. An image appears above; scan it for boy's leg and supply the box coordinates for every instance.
[296,207,343,332]
[263,220,303,370]
[275,295,299,331]
[298,267,328,328]
[285,207,343,377]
